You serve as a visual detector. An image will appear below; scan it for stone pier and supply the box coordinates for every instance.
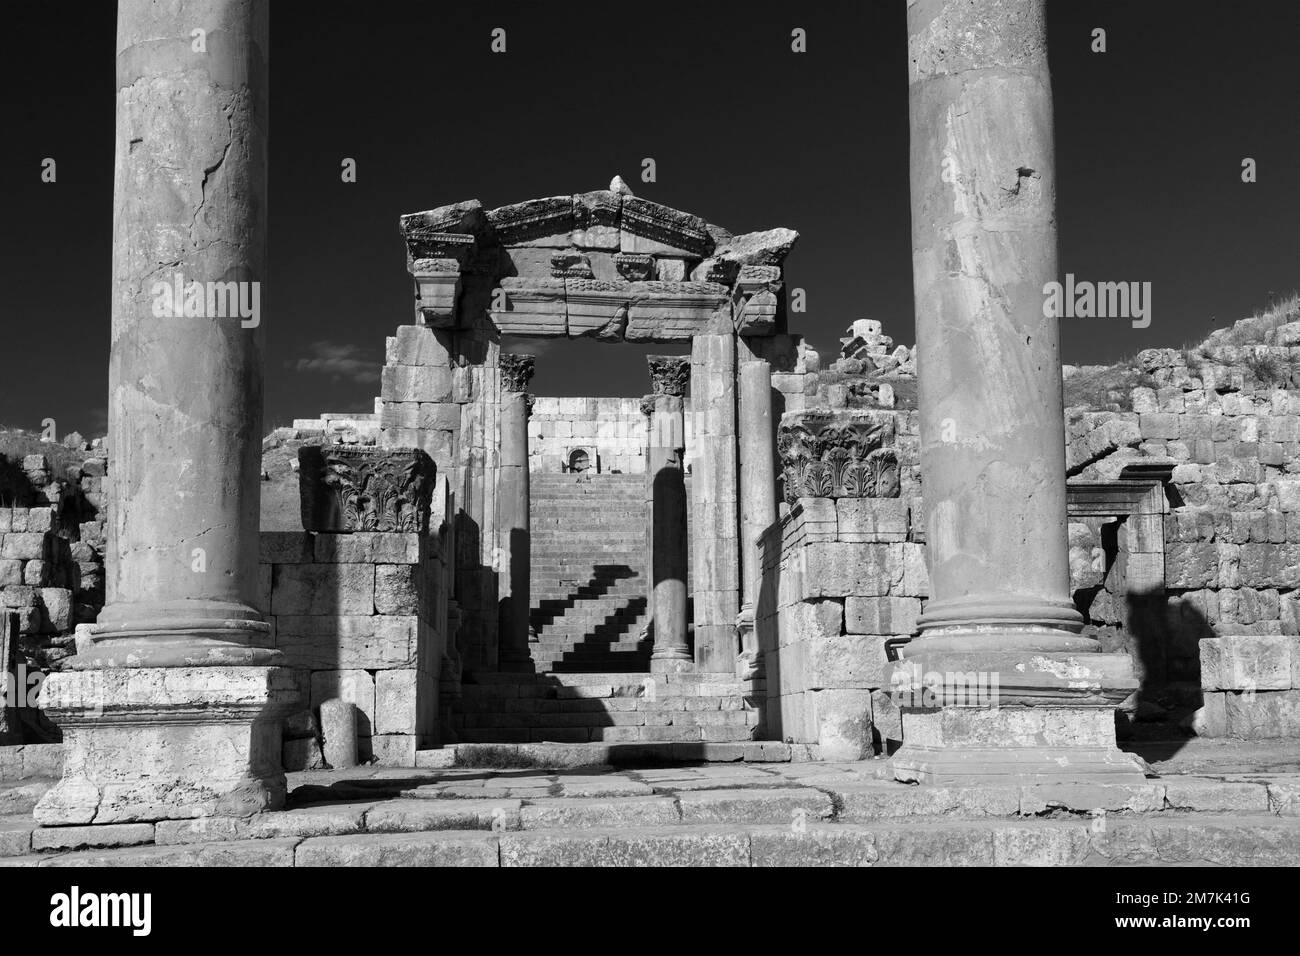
[736,358,776,679]
[647,357,691,671]
[35,0,295,825]
[890,0,1144,784]
[497,354,534,671]
[690,333,740,672]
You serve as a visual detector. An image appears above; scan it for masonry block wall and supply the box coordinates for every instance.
[258,529,448,766]
[760,495,926,759]
[0,448,107,740]
[527,396,680,475]
[377,322,501,674]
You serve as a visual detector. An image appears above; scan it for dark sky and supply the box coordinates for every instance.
[2,1,1297,438]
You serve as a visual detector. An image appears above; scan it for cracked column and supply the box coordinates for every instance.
[736,358,776,680]
[647,357,691,672]
[36,0,295,825]
[497,354,534,672]
[890,0,1144,785]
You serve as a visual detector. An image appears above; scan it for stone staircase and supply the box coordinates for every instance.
[529,473,652,673]
[448,671,761,745]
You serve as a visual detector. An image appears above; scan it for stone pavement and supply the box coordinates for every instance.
[4,740,1300,865]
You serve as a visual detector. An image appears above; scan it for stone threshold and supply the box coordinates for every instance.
[5,815,1300,867]
[421,741,797,769]
[5,763,1300,864]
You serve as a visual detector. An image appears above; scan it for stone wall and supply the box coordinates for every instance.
[759,406,920,759]
[258,527,449,767]
[0,447,108,741]
[527,396,662,475]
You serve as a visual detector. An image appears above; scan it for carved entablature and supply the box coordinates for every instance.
[614,253,655,281]
[401,185,796,339]
[404,231,476,265]
[777,409,900,502]
[487,196,575,245]
[573,190,621,230]
[647,355,690,397]
[621,197,714,257]
[298,445,437,534]
[550,250,593,279]
[500,353,536,393]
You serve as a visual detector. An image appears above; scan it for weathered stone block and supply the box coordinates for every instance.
[1200,635,1294,691]
[845,596,921,635]
[380,365,454,403]
[836,497,908,542]
[1225,689,1300,738]
[806,634,890,689]
[375,670,418,736]
[271,563,374,616]
[390,325,453,367]
[274,616,417,670]
[374,564,420,615]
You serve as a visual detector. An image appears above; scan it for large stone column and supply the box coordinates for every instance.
[690,333,740,672]
[647,357,691,671]
[497,354,534,672]
[890,0,1143,785]
[36,0,295,825]
[736,358,776,680]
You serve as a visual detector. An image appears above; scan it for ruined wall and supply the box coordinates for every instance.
[258,525,448,766]
[0,446,107,741]
[759,407,920,759]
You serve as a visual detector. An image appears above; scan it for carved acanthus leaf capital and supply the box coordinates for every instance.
[777,409,900,502]
[647,355,690,397]
[500,353,536,393]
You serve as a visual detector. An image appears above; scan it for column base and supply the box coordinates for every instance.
[79,600,278,668]
[888,707,1147,786]
[650,651,693,675]
[34,666,298,825]
[886,649,1144,786]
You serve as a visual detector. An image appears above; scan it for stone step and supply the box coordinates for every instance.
[14,812,1300,867]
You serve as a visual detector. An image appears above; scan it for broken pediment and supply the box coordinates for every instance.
[398,180,797,337]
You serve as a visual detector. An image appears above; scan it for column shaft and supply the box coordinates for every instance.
[649,394,690,667]
[497,391,531,668]
[88,0,271,667]
[737,359,776,674]
[908,0,1085,654]
[690,333,740,672]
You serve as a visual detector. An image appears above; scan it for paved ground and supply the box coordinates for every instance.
[3,739,1300,865]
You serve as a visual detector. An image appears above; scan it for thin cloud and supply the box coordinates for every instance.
[288,340,380,385]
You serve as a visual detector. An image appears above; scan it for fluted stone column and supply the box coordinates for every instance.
[497,354,534,672]
[36,0,295,826]
[736,359,776,680]
[889,0,1143,785]
[647,357,691,671]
